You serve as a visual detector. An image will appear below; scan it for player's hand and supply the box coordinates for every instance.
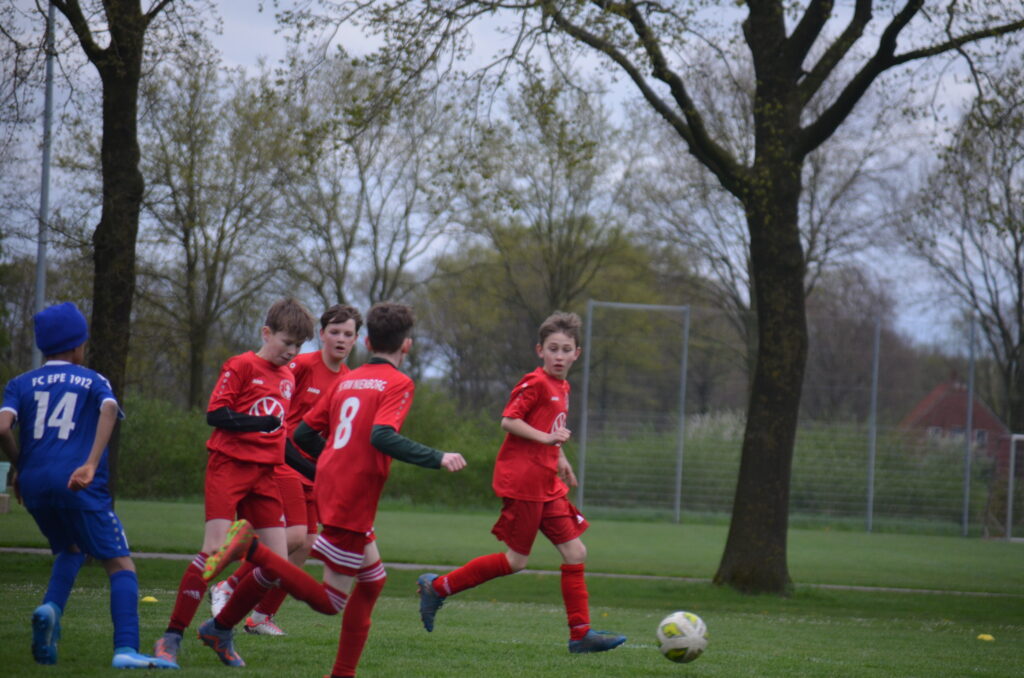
[67,463,96,491]
[557,455,578,487]
[440,452,467,472]
[12,470,22,505]
[548,426,571,446]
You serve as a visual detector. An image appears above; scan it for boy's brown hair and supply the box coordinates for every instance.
[321,304,363,332]
[265,297,315,342]
[366,302,414,354]
[538,311,582,347]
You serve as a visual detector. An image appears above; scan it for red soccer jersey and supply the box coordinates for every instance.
[307,359,414,532]
[492,367,571,502]
[278,351,349,486]
[206,351,295,465]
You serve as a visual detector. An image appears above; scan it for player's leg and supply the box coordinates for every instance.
[246,473,309,635]
[64,508,179,669]
[331,540,386,678]
[27,507,81,665]
[546,500,625,653]
[418,499,538,632]
[157,451,250,663]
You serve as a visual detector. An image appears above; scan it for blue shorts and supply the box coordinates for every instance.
[30,506,131,560]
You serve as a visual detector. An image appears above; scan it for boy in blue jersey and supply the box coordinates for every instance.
[0,302,178,670]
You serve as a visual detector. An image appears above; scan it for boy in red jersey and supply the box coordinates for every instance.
[198,302,467,677]
[417,311,626,653]
[153,298,315,666]
[210,305,363,636]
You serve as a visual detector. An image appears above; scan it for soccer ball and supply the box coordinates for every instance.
[656,610,708,663]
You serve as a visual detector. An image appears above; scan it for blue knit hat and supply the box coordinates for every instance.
[34,302,89,356]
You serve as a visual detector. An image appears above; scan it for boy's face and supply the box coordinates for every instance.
[259,328,304,367]
[536,331,581,380]
[321,319,358,364]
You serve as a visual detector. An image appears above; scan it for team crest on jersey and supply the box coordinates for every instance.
[280,380,294,399]
[250,397,285,431]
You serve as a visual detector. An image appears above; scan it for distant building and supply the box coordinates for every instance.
[898,380,1012,471]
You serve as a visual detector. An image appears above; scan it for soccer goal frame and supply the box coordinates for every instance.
[1009,434,1024,540]
[576,300,691,522]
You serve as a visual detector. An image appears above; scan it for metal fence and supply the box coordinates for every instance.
[574,300,1022,537]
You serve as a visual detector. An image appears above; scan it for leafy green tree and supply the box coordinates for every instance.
[134,40,291,408]
[288,0,1024,593]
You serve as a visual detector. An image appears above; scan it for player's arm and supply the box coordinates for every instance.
[206,407,280,432]
[501,417,571,446]
[68,399,118,491]
[284,438,317,481]
[293,420,326,459]
[370,425,466,472]
[0,410,18,464]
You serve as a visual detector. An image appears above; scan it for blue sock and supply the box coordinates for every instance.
[109,569,140,652]
[44,551,85,612]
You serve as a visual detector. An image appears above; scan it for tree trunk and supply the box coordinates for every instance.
[81,4,147,496]
[714,151,807,594]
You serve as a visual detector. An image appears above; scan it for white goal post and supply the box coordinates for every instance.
[1009,434,1024,540]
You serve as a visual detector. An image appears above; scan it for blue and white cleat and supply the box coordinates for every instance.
[112,647,180,669]
[417,573,445,632]
[568,629,627,653]
[31,602,61,664]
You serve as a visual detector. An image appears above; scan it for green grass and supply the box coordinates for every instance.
[2,500,1023,676]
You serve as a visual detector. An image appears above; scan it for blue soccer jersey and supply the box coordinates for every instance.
[1,361,120,511]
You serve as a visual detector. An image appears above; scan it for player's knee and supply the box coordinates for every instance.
[506,551,529,572]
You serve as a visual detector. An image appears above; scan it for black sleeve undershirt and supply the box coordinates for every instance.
[206,406,280,433]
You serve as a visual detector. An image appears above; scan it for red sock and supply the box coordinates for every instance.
[167,553,210,633]
[434,553,512,596]
[254,584,288,617]
[216,566,274,628]
[228,560,255,588]
[249,541,347,615]
[560,563,590,640]
[333,562,386,677]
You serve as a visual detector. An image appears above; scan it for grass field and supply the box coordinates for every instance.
[2,500,1023,677]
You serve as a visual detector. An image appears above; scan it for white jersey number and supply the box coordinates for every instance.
[32,391,79,440]
[332,397,360,450]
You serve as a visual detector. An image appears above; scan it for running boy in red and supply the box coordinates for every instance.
[211,305,363,636]
[153,298,314,666]
[199,302,467,677]
[417,311,626,653]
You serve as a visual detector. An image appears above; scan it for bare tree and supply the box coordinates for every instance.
[905,59,1024,432]
[277,50,460,309]
[451,75,636,327]
[286,0,1024,593]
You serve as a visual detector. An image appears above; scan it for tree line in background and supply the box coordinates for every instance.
[1,2,1023,594]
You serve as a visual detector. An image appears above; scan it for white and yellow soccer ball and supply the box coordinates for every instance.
[656,610,708,663]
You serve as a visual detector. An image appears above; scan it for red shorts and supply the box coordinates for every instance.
[275,472,318,534]
[311,524,376,576]
[204,452,285,529]
[491,496,589,555]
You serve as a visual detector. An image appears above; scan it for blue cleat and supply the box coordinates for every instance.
[568,629,627,653]
[417,573,445,632]
[198,618,245,667]
[31,602,61,664]
[112,647,180,669]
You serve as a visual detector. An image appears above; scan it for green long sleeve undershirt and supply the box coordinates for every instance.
[292,421,443,469]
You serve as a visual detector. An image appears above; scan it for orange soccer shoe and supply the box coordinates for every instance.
[203,519,255,583]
